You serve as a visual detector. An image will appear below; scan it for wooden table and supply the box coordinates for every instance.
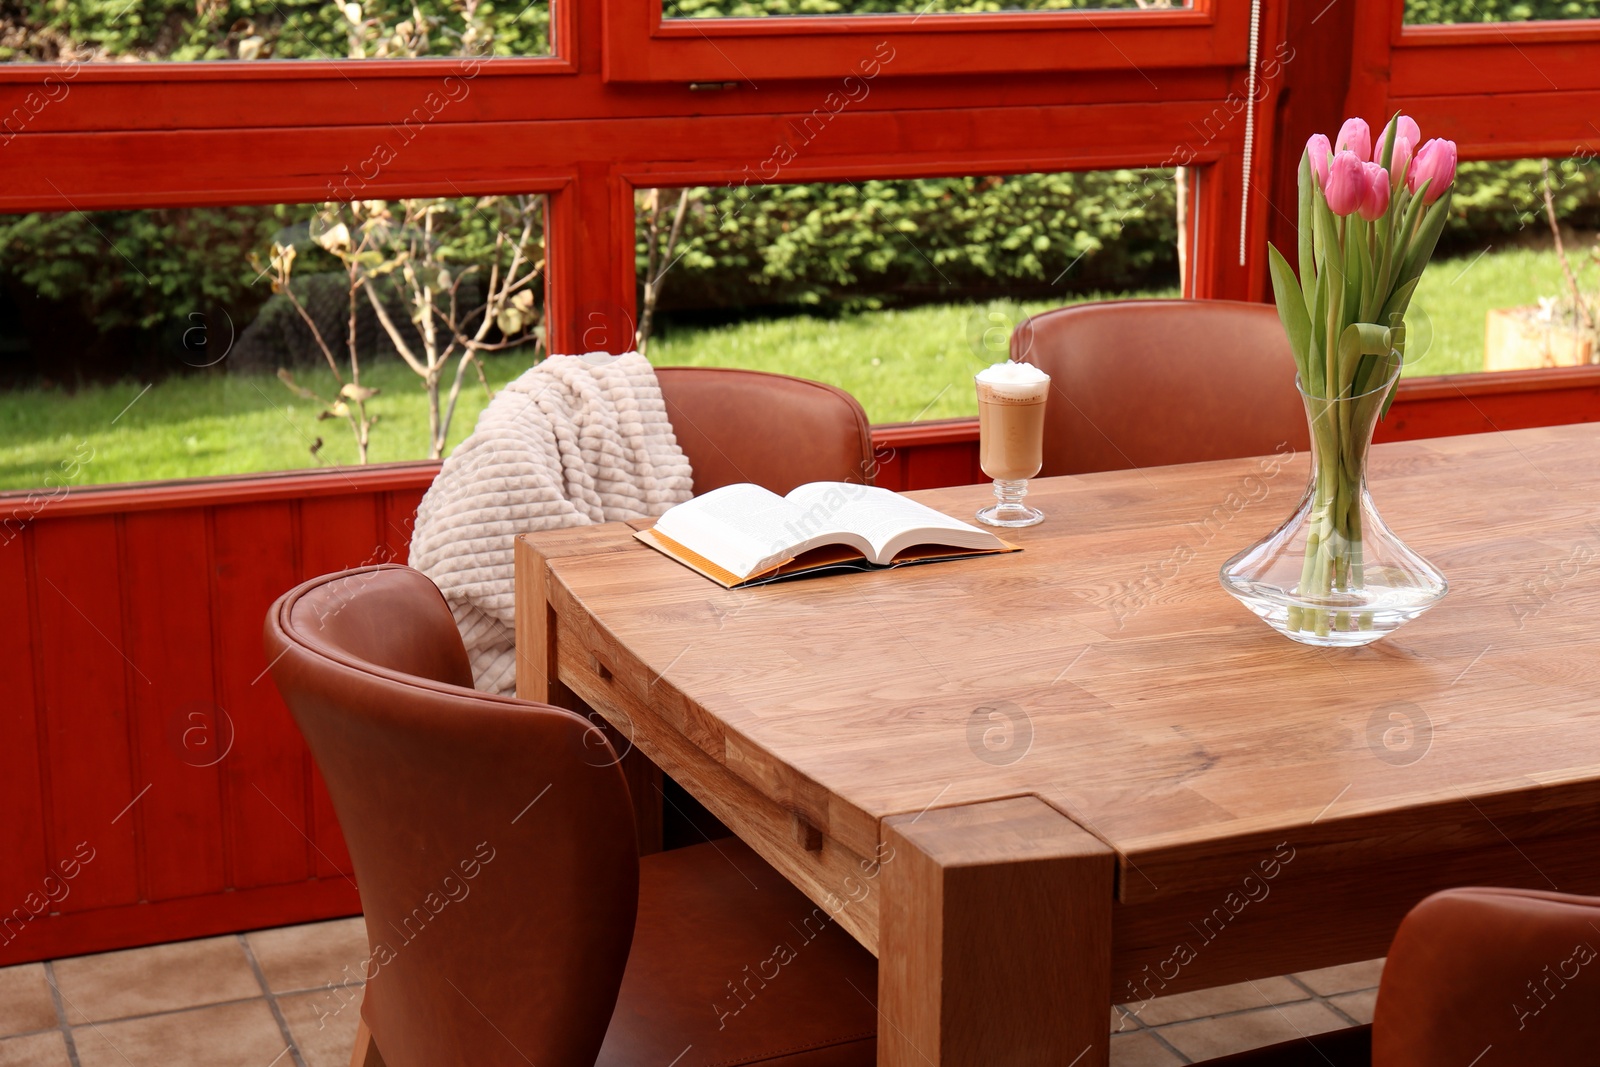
[514,423,1600,1066]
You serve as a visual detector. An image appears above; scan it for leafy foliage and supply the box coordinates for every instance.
[0,206,293,333]
[1440,158,1600,249]
[1403,0,1594,23]
[0,0,548,62]
[640,172,1178,312]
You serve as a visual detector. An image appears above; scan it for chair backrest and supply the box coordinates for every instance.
[1013,299,1310,477]
[265,565,639,1067]
[1373,887,1600,1067]
[655,365,875,494]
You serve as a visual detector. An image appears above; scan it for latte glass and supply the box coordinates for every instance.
[974,365,1049,527]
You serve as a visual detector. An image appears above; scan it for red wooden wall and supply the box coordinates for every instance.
[0,468,428,966]
[7,364,1599,967]
[2,0,1600,963]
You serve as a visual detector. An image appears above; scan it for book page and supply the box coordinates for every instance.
[651,483,864,581]
[784,483,1001,564]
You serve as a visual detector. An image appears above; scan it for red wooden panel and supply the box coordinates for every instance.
[904,441,983,490]
[383,488,429,565]
[1381,370,1600,443]
[211,502,312,890]
[2,463,439,520]
[297,495,386,878]
[870,444,907,493]
[1390,38,1600,98]
[0,525,48,938]
[30,515,140,913]
[0,876,360,968]
[121,509,227,903]
[0,61,1232,137]
[603,0,1248,82]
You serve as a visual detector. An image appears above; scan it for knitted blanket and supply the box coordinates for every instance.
[409,352,693,694]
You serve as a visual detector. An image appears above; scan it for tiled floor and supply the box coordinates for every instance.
[0,917,1381,1066]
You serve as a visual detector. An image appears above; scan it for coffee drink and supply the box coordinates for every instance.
[975,362,1049,482]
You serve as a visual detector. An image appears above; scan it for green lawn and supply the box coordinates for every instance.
[0,356,531,492]
[0,290,1166,491]
[0,245,1589,492]
[1406,243,1598,377]
[646,290,1174,423]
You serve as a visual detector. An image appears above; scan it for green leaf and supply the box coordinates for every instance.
[1297,153,1317,308]
[1268,245,1312,381]
[1398,188,1454,289]
[1337,321,1394,398]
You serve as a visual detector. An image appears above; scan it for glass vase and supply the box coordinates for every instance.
[1219,361,1447,647]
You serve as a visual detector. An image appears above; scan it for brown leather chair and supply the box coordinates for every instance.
[656,366,875,494]
[1012,299,1310,477]
[265,564,877,1067]
[1203,887,1600,1066]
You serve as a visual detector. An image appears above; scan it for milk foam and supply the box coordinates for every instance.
[976,360,1049,399]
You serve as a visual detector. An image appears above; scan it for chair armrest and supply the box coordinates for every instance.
[1373,887,1600,1067]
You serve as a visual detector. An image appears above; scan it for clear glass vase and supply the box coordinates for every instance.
[1219,362,1447,647]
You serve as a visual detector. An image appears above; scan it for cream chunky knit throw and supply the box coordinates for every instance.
[409,352,693,694]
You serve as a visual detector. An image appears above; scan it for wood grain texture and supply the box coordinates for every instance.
[524,423,1600,1040]
[880,797,1114,1067]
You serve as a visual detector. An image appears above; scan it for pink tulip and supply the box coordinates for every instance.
[1381,114,1421,157]
[1306,133,1332,188]
[1388,134,1414,191]
[1324,151,1366,215]
[1335,117,1372,162]
[1358,161,1390,221]
[1407,138,1458,203]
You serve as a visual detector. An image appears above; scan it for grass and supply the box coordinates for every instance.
[0,355,534,492]
[1,241,1592,491]
[646,290,1174,423]
[0,290,1168,491]
[1404,241,1599,377]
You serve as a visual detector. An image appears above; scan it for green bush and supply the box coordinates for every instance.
[1404,0,1593,23]
[0,206,293,332]
[1434,158,1600,256]
[0,0,548,61]
[642,172,1178,312]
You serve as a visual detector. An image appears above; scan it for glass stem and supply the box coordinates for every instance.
[993,478,1030,514]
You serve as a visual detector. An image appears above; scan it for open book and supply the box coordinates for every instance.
[636,481,1017,588]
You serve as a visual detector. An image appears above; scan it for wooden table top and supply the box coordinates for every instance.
[540,423,1600,906]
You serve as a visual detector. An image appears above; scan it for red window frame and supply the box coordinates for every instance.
[602,0,1252,81]
[0,0,1284,363]
[1348,0,1600,159]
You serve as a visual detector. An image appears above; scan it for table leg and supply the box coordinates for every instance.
[879,796,1115,1066]
[515,530,665,853]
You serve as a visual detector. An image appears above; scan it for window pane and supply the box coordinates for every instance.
[664,0,1186,18]
[634,172,1179,423]
[1404,0,1598,25]
[1404,156,1600,377]
[0,1,550,62]
[0,196,545,490]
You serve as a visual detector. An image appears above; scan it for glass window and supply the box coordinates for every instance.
[0,1,551,62]
[634,171,1178,423]
[1404,155,1600,377]
[1404,0,1598,25]
[0,195,546,490]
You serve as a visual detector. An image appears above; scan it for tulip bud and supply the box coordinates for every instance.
[1407,138,1458,204]
[1324,151,1366,216]
[1388,134,1414,191]
[1380,114,1421,158]
[1336,117,1372,163]
[1306,133,1332,189]
[1358,161,1391,221]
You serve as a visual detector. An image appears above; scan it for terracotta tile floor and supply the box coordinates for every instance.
[0,917,1381,1065]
